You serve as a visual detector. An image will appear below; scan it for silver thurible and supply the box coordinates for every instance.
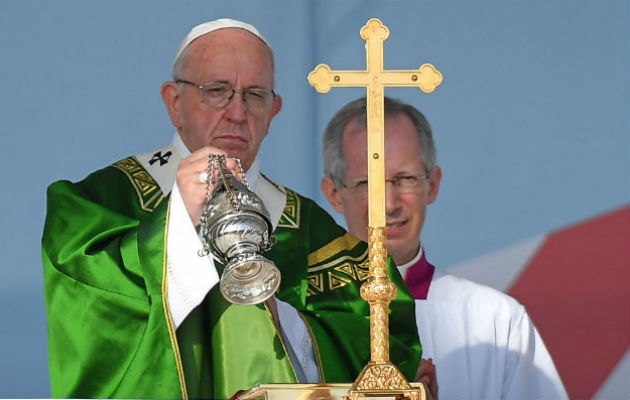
[198,154,281,305]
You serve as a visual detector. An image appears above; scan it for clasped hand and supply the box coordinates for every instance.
[177,146,245,226]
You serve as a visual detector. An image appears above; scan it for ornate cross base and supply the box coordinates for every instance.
[347,362,425,400]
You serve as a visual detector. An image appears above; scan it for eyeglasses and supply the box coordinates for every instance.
[343,171,429,197]
[175,79,276,114]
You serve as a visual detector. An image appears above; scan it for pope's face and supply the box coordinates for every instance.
[165,28,281,171]
[327,112,441,265]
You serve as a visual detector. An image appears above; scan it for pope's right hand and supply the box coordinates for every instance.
[177,146,244,226]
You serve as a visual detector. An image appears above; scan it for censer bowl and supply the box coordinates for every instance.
[199,162,281,305]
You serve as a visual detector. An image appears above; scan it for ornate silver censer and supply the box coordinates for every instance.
[198,154,281,305]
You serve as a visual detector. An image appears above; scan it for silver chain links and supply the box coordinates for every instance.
[198,154,248,257]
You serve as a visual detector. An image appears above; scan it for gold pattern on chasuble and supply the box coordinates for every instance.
[112,157,165,212]
[277,188,300,229]
[306,247,370,297]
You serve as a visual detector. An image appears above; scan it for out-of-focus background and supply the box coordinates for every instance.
[1,1,627,398]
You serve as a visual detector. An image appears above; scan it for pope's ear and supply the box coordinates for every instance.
[321,176,344,213]
[161,81,181,128]
[270,93,282,119]
[427,165,442,204]
[263,94,282,135]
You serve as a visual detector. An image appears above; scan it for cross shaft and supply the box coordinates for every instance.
[308,18,442,397]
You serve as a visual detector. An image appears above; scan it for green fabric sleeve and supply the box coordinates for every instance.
[42,167,183,398]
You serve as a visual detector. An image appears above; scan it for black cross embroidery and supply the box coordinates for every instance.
[149,151,173,166]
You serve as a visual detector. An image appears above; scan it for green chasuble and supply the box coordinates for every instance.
[42,152,422,399]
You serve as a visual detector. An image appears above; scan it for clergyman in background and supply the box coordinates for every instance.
[321,96,568,400]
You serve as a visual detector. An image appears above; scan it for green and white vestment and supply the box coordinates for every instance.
[42,138,422,399]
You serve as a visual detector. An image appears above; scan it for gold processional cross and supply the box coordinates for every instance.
[308,18,442,400]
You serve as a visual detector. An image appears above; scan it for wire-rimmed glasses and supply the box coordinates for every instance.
[176,79,276,114]
[343,170,429,198]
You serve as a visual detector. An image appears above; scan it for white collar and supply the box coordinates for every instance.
[397,245,424,280]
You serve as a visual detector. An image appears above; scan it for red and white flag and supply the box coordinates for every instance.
[446,206,630,400]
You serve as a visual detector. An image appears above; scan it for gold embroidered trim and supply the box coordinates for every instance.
[306,248,369,297]
[161,200,189,399]
[277,188,300,229]
[307,232,361,266]
[112,156,165,212]
[307,247,369,273]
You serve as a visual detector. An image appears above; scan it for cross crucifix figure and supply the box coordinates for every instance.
[308,18,442,399]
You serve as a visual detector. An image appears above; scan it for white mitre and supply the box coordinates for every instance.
[173,18,271,69]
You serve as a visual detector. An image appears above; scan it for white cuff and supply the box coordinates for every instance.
[166,181,219,328]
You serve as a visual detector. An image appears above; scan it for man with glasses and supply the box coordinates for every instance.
[42,19,430,399]
[321,96,568,400]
